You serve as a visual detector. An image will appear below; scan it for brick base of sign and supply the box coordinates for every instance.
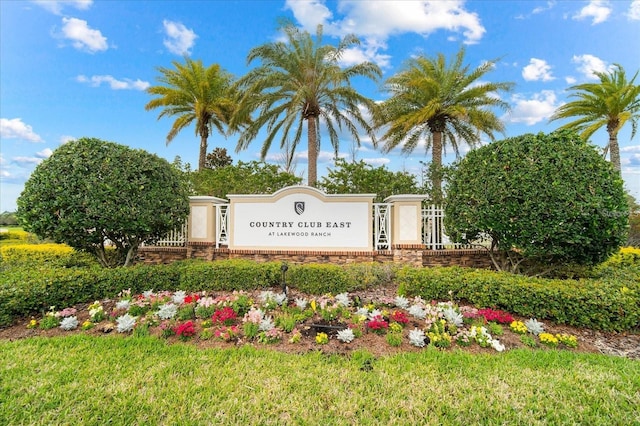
[138,245,493,269]
[422,249,493,269]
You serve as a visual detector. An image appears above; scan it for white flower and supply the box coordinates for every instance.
[408,305,427,320]
[336,328,355,343]
[273,292,288,306]
[394,296,410,309]
[89,306,103,318]
[116,314,136,333]
[525,318,545,336]
[142,289,155,298]
[491,339,505,352]
[368,309,382,320]
[60,316,78,331]
[259,316,275,331]
[442,307,464,327]
[335,292,351,307]
[172,290,187,304]
[409,328,426,347]
[294,298,308,309]
[157,303,178,320]
[355,307,369,317]
[259,290,276,303]
[115,300,130,311]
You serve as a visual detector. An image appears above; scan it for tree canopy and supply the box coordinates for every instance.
[444,130,628,275]
[17,137,190,267]
[233,23,381,186]
[319,158,421,203]
[190,160,302,199]
[376,47,513,203]
[550,64,640,173]
[145,58,239,170]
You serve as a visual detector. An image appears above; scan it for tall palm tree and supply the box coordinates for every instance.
[376,47,513,202]
[234,23,382,186]
[550,64,640,173]
[145,57,237,170]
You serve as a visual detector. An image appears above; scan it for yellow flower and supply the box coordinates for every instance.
[310,300,317,312]
[315,332,329,344]
[27,319,37,329]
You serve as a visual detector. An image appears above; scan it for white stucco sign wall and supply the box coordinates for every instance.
[229,187,374,251]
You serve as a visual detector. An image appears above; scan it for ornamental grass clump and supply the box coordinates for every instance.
[409,328,427,347]
[60,316,79,331]
[116,314,136,333]
[337,328,355,343]
[525,318,545,336]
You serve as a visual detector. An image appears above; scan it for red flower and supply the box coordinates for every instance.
[174,321,196,337]
[184,294,200,304]
[477,308,514,324]
[390,310,409,325]
[212,306,238,325]
[366,315,389,331]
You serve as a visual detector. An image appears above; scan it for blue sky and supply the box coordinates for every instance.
[1,0,639,212]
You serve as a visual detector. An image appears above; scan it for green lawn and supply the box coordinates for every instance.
[1,335,638,425]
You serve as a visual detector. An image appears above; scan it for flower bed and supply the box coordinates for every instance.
[18,288,583,355]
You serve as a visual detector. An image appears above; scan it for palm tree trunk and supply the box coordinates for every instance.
[198,135,207,171]
[608,129,621,174]
[307,116,318,186]
[431,131,444,249]
[432,131,444,203]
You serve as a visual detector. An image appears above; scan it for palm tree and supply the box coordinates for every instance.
[376,47,513,202]
[145,57,237,170]
[234,23,382,186]
[550,64,640,173]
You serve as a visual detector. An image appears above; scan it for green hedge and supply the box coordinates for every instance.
[0,260,394,326]
[397,266,640,332]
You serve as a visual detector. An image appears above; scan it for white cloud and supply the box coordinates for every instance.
[506,90,560,125]
[76,75,150,90]
[573,0,611,25]
[163,20,197,55]
[362,157,391,166]
[0,118,43,142]
[628,0,640,20]
[32,0,92,15]
[533,1,556,14]
[522,58,555,82]
[60,135,76,144]
[285,0,485,67]
[36,148,53,158]
[571,54,612,80]
[60,17,108,53]
[565,76,577,84]
[13,156,43,166]
[621,145,640,153]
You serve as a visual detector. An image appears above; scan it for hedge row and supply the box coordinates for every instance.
[397,266,640,332]
[0,260,395,326]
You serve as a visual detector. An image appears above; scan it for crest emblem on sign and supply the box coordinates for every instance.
[294,201,305,215]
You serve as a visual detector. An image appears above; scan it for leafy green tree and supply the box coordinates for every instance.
[550,64,640,173]
[444,131,628,275]
[376,47,513,203]
[0,212,18,226]
[145,58,238,170]
[319,158,420,203]
[234,23,382,187]
[190,160,302,198]
[17,137,189,267]
[205,147,233,169]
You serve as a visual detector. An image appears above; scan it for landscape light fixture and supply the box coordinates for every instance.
[280,263,289,296]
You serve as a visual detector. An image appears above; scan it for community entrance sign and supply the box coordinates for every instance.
[228,186,375,251]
